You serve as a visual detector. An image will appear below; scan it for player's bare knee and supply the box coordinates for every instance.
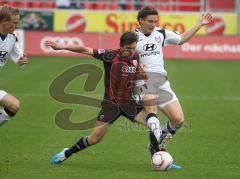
[144,105,157,114]
[177,118,184,128]
[10,100,20,113]
[172,116,184,128]
[143,94,158,114]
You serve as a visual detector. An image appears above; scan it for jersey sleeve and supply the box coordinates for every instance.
[92,49,116,63]
[9,40,24,65]
[164,29,181,46]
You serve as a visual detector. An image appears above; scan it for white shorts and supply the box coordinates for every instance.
[135,81,178,109]
[0,90,7,101]
[156,81,178,109]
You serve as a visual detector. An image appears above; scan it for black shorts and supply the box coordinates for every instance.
[97,99,142,124]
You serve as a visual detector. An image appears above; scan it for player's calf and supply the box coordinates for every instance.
[158,121,183,150]
[146,113,162,142]
[0,92,20,126]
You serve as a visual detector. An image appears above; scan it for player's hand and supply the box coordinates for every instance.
[18,54,28,66]
[138,64,146,73]
[137,64,147,80]
[199,13,212,26]
[44,40,63,50]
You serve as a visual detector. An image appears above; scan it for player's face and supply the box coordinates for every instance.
[3,15,20,33]
[120,42,137,58]
[139,15,158,34]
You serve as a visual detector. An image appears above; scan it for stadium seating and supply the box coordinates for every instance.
[0,0,236,11]
[177,0,200,11]
[0,0,55,9]
[207,0,235,11]
[30,2,41,8]
[6,1,18,7]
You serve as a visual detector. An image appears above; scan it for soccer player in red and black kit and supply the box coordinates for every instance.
[45,32,148,164]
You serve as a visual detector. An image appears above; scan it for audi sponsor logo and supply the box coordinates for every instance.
[122,66,136,73]
[142,43,157,51]
[40,36,84,53]
[98,49,105,54]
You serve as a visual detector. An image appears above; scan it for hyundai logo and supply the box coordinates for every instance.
[143,44,157,51]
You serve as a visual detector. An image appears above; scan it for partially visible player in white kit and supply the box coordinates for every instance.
[0,5,28,126]
[135,7,212,154]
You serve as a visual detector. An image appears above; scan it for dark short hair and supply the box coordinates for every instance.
[0,4,19,22]
[137,6,158,21]
[120,31,137,47]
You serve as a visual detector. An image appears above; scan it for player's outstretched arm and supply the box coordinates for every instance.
[179,13,212,45]
[44,40,93,56]
[18,54,28,66]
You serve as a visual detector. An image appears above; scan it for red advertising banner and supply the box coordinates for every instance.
[173,36,240,60]
[25,31,240,60]
[25,31,99,57]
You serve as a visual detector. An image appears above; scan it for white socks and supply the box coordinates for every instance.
[146,113,162,142]
[162,121,179,135]
[0,108,10,126]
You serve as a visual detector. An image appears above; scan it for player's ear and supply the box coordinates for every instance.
[139,17,144,24]
[1,18,8,24]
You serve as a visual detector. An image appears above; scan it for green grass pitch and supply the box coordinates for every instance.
[0,57,240,179]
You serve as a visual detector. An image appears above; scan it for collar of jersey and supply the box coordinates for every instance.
[0,33,7,41]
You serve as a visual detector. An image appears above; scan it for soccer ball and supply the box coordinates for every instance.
[151,151,173,171]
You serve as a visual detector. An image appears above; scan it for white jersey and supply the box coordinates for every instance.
[135,27,181,76]
[0,33,23,69]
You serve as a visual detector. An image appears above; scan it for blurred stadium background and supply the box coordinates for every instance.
[1,0,240,179]
[1,0,239,60]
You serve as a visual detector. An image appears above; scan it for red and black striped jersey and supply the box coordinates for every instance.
[93,48,140,104]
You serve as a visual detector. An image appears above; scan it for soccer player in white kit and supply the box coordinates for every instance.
[135,7,212,154]
[0,5,28,126]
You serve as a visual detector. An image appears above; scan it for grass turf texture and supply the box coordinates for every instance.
[0,57,240,179]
